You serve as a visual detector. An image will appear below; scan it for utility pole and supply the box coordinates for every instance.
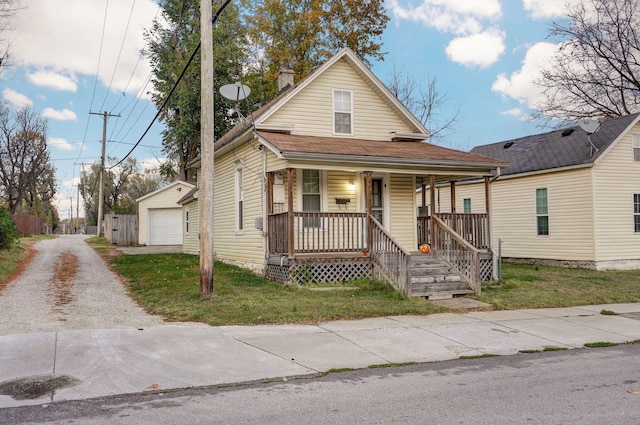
[76,184,80,233]
[81,163,88,234]
[199,0,214,296]
[90,111,120,237]
[69,197,73,234]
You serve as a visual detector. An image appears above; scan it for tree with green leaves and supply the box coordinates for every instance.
[0,105,57,228]
[243,0,389,99]
[144,0,249,181]
[81,157,168,225]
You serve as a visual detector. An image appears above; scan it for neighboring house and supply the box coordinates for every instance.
[440,112,640,270]
[180,48,506,297]
[136,180,195,246]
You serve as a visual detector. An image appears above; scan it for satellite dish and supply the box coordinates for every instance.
[578,119,600,134]
[219,82,251,102]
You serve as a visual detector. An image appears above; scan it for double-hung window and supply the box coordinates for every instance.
[302,169,321,228]
[634,194,640,233]
[463,198,472,214]
[333,89,352,135]
[536,188,549,236]
[235,160,244,232]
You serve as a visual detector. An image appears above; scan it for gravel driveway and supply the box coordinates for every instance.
[0,235,166,336]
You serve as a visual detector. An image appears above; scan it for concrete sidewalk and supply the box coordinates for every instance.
[2,303,640,408]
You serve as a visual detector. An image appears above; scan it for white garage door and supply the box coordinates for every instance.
[148,208,182,245]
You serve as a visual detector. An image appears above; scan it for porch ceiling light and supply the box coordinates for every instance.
[348,180,356,190]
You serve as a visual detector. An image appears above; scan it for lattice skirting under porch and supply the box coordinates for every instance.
[265,257,373,285]
[480,258,493,282]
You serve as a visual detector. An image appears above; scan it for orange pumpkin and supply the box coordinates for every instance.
[419,244,430,254]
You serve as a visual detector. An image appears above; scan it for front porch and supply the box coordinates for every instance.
[263,169,495,298]
[265,210,493,297]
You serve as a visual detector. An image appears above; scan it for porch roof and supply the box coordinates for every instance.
[257,131,508,173]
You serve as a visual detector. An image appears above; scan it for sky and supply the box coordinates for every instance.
[1,0,580,220]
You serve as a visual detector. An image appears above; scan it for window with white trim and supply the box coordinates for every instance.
[235,160,244,232]
[302,169,321,227]
[634,134,640,161]
[536,188,549,236]
[634,194,640,233]
[185,209,189,234]
[333,89,352,135]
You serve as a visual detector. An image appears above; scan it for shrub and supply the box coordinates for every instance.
[0,208,18,250]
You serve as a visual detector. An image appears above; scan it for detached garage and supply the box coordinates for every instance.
[137,180,195,246]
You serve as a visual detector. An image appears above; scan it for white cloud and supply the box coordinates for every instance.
[47,137,75,151]
[388,0,501,34]
[2,88,33,108]
[27,71,77,92]
[42,107,77,121]
[446,28,505,68]
[491,41,558,107]
[500,108,523,117]
[11,0,159,97]
[388,0,503,66]
[522,0,583,20]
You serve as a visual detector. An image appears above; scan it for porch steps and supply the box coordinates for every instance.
[408,253,472,298]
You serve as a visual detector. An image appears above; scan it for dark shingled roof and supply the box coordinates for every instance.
[470,113,640,176]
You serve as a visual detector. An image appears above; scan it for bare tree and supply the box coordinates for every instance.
[535,0,640,121]
[386,65,458,143]
[0,105,57,216]
[0,0,18,69]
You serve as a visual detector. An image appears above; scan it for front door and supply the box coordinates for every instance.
[369,177,384,225]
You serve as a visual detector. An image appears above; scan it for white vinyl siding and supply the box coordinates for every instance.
[389,174,417,249]
[264,58,418,140]
[235,160,244,233]
[137,181,194,246]
[182,201,200,255]
[633,134,640,161]
[593,121,640,261]
[213,142,265,270]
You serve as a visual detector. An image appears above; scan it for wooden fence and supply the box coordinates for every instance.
[12,214,44,236]
[104,214,138,245]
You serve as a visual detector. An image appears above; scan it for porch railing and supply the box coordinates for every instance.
[431,214,481,294]
[369,215,410,295]
[417,213,489,250]
[436,213,489,250]
[268,212,368,254]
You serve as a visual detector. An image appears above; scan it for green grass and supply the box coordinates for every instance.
[0,234,56,287]
[94,241,448,326]
[473,263,640,309]
[584,342,619,348]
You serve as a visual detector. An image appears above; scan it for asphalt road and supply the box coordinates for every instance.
[3,344,639,424]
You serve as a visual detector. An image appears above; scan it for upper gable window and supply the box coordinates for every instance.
[333,89,353,135]
[633,134,640,161]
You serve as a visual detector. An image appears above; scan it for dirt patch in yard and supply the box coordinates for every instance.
[49,252,78,307]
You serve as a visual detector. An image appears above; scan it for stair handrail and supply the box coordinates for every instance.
[431,214,482,294]
[367,215,411,296]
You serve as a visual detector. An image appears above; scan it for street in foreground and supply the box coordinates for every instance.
[2,344,639,425]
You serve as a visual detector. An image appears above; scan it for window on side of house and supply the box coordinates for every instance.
[536,188,549,236]
[333,89,352,135]
[185,210,189,234]
[634,194,640,233]
[463,198,471,214]
[302,169,321,228]
[634,134,640,162]
[235,160,244,232]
